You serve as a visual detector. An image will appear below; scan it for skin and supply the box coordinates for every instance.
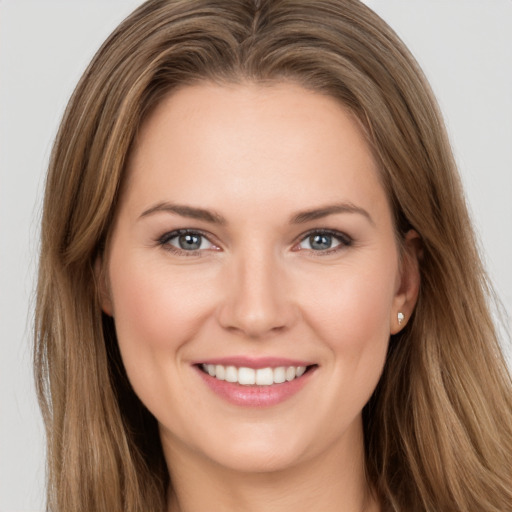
[100,82,420,512]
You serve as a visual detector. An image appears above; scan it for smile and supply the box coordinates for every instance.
[200,364,307,386]
[195,360,317,407]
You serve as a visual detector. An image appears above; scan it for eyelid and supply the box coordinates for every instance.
[293,228,353,253]
[156,227,352,256]
[158,228,220,255]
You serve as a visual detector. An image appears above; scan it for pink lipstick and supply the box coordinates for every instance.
[193,357,317,407]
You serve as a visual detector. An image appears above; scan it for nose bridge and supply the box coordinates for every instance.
[217,242,295,337]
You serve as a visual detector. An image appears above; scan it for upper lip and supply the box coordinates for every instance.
[193,356,316,369]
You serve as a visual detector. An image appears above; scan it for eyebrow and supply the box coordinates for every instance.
[290,202,374,226]
[139,201,374,226]
[139,202,227,225]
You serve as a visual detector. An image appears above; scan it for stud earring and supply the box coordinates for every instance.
[397,312,405,326]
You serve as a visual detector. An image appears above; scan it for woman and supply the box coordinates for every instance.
[34,1,512,511]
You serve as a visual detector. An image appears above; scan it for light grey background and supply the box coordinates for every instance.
[1,1,511,510]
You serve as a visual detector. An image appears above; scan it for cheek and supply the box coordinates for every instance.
[296,265,395,434]
[106,254,223,429]
[305,262,395,342]
[300,258,396,390]
[107,254,216,375]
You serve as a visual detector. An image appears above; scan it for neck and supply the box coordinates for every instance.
[163,418,380,512]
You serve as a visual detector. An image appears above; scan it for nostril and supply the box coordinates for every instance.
[215,269,300,337]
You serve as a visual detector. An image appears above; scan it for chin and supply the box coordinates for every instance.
[206,440,308,474]
[161,419,312,475]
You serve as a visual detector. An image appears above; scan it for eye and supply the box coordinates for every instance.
[297,230,352,253]
[159,229,217,253]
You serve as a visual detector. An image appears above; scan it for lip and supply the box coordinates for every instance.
[193,361,318,407]
[192,356,315,369]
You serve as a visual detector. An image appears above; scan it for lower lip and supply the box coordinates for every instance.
[195,366,316,407]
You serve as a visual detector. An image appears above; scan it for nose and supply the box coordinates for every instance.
[216,247,299,339]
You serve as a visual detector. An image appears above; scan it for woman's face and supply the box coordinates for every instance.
[101,82,419,474]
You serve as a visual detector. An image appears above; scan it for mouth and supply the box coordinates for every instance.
[194,357,318,407]
[198,363,316,386]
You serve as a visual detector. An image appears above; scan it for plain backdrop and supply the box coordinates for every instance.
[1,1,511,510]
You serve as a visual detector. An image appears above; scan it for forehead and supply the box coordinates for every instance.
[122,81,389,223]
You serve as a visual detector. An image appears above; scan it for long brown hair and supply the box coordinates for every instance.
[35,1,512,510]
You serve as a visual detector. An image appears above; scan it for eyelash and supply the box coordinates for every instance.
[157,228,353,256]
[297,228,353,255]
[158,229,215,257]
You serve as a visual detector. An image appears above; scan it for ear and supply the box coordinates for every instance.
[94,255,114,316]
[390,230,422,334]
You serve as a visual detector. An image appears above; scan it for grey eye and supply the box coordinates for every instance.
[177,233,203,250]
[297,231,350,252]
[309,234,335,250]
[163,231,214,251]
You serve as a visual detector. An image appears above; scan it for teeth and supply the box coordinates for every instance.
[225,365,237,383]
[238,367,256,385]
[273,366,286,384]
[215,365,225,380]
[296,366,306,377]
[201,364,308,386]
[255,367,273,385]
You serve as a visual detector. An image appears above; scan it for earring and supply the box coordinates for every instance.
[397,312,405,326]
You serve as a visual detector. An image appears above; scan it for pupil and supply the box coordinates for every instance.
[179,234,201,250]
[310,234,331,250]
